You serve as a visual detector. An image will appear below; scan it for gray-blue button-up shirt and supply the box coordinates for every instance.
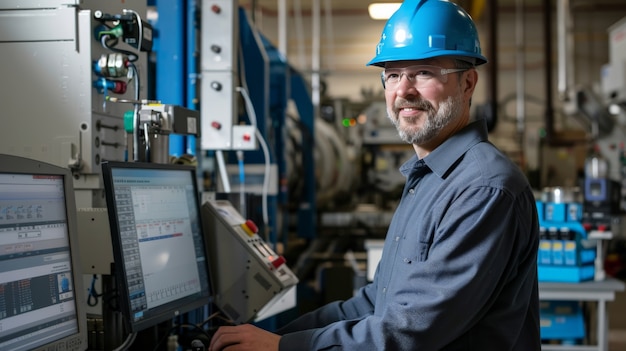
[279,119,540,350]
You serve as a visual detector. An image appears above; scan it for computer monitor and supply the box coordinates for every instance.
[101,161,212,333]
[0,154,87,351]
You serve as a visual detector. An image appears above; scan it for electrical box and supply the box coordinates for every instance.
[232,125,257,150]
[201,0,238,150]
[202,200,298,324]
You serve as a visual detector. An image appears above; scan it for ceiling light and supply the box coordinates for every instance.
[368,3,401,20]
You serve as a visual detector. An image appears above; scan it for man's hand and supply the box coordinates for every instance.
[208,324,281,351]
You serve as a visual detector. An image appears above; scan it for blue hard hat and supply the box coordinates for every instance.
[367,0,488,67]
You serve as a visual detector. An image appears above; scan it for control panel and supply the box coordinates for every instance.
[202,200,298,324]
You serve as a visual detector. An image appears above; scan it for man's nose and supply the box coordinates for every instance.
[395,74,419,97]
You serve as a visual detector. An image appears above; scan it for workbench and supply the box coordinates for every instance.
[539,278,625,351]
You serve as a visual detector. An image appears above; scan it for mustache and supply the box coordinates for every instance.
[393,97,434,111]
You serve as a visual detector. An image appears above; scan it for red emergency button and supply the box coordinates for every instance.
[271,255,286,269]
[241,219,258,237]
[245,219,258,233]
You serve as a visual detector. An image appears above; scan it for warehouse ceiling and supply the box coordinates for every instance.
[241,0,626,18]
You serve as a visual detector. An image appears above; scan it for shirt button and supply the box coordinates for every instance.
[395,236,400,242]
[382,287,387,293]
[409,189,415,194]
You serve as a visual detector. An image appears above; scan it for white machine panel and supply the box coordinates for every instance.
[200,0,239,150]
[0,1,148,196]
[77,208,114,275]
[202,200,298,324]
[201,72,236,150]
[201,0,237,72]
[201,0,238,150]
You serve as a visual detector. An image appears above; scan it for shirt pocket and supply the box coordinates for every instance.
[418,237,433,261]
[398,230,434,264]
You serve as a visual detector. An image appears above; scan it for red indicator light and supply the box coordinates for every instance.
[271,255,286,269]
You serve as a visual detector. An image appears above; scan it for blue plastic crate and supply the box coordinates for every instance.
[540,300,585,341]
[538,265,595,283]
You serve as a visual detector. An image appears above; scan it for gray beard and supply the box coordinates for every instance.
[387,93,463,145]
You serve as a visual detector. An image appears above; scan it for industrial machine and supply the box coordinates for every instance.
[0,0,148,189]
[536,187,597,283]
[0,0,200,206]
[0,2,219,349]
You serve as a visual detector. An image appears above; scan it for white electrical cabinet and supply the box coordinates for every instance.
[0,0,148,207]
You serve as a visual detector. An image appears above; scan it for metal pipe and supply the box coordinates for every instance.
[294,0,306,68]
[278,0,287,57]
[557,0,573,100]
[312,0,320,107]
[323,0,335,70]
[543,0,555,141]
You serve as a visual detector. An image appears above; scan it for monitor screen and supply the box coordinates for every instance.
[101,161,211,333]
[0,154,87,351]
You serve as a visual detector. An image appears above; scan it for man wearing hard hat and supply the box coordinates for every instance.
[210,0,540,350]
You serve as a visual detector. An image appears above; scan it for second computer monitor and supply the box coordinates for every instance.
[101,161,212,333]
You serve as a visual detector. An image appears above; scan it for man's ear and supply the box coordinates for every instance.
[463,69,478,98]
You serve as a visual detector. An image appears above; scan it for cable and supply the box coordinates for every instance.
[237,150,246,217]
[86,274,102,307]
[124,9,144,52]
[105,97,157,104]
[99,32,119,49]
[99,23,142,161]
[235,39,271,234]
[100,34,139,62]
[126,62,141,161]
[86,275,121,312]
[112,332,137,351]
[151,323,215,351]
[128,63,140,101]
[254,129,272,237]
[143,122,150,161]
[216,150,231,192]
[236,87,271,238]
[198,311,235,329]
[198,311,222,328]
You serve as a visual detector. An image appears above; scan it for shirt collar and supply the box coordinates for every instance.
[400,119,489,179]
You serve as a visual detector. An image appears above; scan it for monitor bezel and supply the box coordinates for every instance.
[0,154,88,351]
[101,161,212,333]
